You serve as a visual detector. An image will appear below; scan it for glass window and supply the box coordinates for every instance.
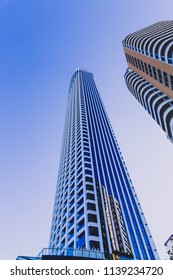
[86,176,93,183]
[152,67,158,80]
[84,157,91,162]
[77,189,83,199]
[141,61,145,72]
[168,57,173,65]
[148,64,153,77]
[88,213,97,222]
[77,173,82,182]
[144,62,148,74]
[163,72,169,87]
[85,163,91,168]
[89,240,100,250]
[137,59,141,70]
[157,69,163,83]
[87,193,95,200]
[77,232,85,248]
[86,184,94,191]
[85,169,92,175]
[77,160,82,169]
[77,218,85,231]
[77,207,84,219]
[77,166,82,174]
[87,203,96,211]
[89,226,99,236]
[84,152,90,157]
[77,180,83,190]
[68,228,74,240]
[68,218,74,228]
[83,142,89,147]
[170,75,173,90]
[77,198,84,208]
[134,58,138,68]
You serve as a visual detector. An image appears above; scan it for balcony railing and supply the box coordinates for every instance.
[37,247,105,260]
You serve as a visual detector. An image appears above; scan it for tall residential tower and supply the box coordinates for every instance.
[47,69,159,260]
[123,21,173,141]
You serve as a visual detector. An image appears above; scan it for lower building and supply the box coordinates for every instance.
[164,234,173,260]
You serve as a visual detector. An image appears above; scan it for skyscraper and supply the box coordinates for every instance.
[47,68,159,260]
[123,21,173,142]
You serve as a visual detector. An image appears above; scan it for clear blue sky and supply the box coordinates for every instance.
[0,0,173,259]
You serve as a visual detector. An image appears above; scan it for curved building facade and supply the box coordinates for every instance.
[49,69,159,260]
[123,21,173,141]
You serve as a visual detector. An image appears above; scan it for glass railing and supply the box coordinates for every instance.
[37,247,105,260]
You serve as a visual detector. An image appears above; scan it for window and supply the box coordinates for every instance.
[77,173,82,182]
[87,193,95,200]
[83,138,89,143]
[77,232,85,248]
[77,207,84,219]
[87,203,96,211]
[77,166,82,174]
[152,67,158,80]
[69,198,74,208]
[148,64,153,77]
[77,150,82,158]
[85,169,92,175]
[163,72,169,87]
[89,226,99,236]
[84,157,91,162]
[134,58,138,68]
[85,163,91,168]
[88,213,97,222]
[83,133,88,138]
[144,63,148,74]
[170,75,173,90]
[77,160,82,169]
[69,208,74,218]
[83,142,89,147]
[86,176,93,183]
[77,189,83,199]
[168,57,173,65]
[68,229,74,240]
[77,155,82,163]
[77,180,83,190]
[77,197,84,208]
[86,184,94,191]
[89,241,100,250]
[68,217,74,229]
[141,61,145,72]
[137,59,141,70]
[157,69,163,83]
[77,218,85,231]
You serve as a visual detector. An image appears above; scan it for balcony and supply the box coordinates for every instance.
[37,247,105,260]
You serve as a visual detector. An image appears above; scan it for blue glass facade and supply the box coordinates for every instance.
[49,69,159,260]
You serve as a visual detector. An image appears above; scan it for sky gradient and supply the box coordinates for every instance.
[0,0,173,259]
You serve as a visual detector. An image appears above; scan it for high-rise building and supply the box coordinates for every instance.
[123,21,173,141]
[47,68,159,260]
[164,234,173,260]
